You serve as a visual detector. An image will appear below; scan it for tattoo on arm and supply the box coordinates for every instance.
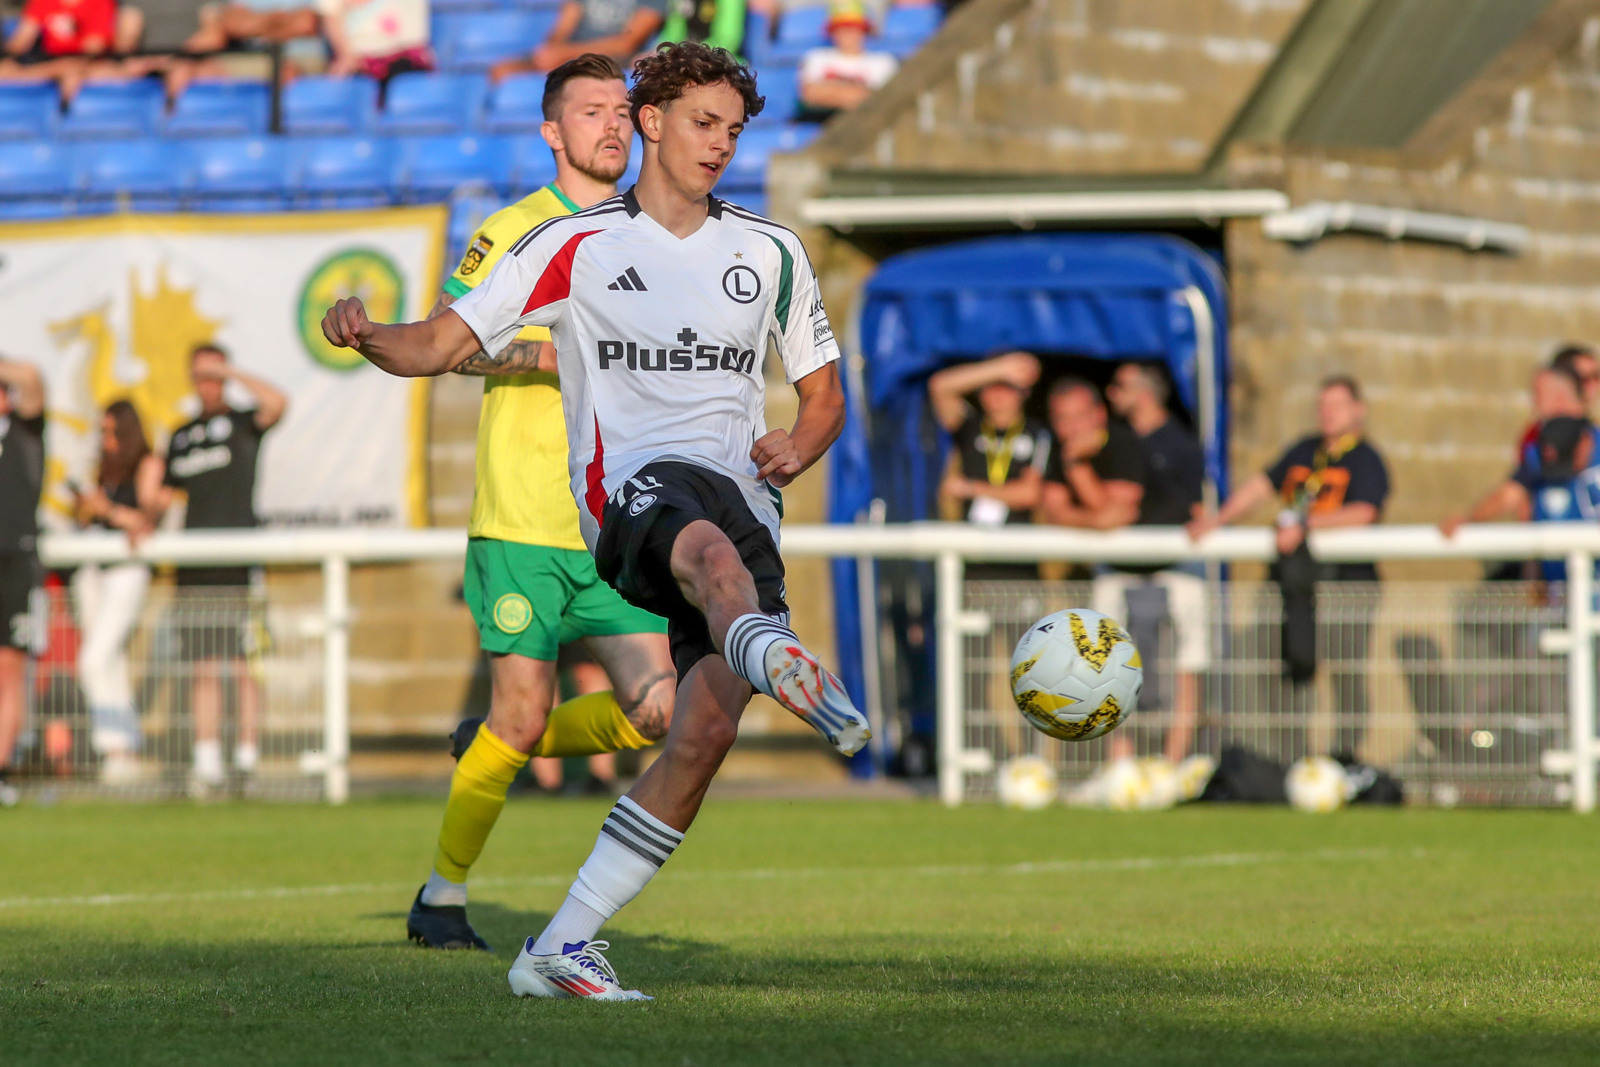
[427,291,455,318]
[450,339,550,377]
[623,671,675,741]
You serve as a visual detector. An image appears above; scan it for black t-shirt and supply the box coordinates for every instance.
[1043,420,1147,492]
[164,408,266,586]
[0,411,45,553]
[950,410,1051,526]
[1135,419,1204,527]
[1266,435,1390,581]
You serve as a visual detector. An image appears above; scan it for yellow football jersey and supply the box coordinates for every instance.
[445,183,587,549]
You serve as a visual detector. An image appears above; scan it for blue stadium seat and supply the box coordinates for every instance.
[77,140,189,211]
[376,72,489,135]
[0,81,60,141]
[58,80,166,139]
[436,11,556,72]
[294,136,395,207]
[431,0,498,12]
[0,141,74,216]
[187,137,292,211]
[395,133,510,201]
[482,73,546,134]
[507,133,556,194]
[881,4,940,57]
[769,7,828,63]
[165,80,271,138]
[447,192,504,265]
[282,76,379,136]
[744,9,774,66]
[755,61,801,122]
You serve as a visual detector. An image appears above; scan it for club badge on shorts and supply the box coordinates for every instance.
[493,593,532,634]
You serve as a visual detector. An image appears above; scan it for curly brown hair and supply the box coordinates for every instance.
[628,41,764,135]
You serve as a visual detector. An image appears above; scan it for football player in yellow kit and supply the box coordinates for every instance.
[406,53,675,951]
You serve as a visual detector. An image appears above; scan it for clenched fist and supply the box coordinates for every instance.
[322,297,375,350]
[752,429,803,488]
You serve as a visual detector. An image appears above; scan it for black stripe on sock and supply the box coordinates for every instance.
[603,817,673,862]
[600,824,668,867]
[608,808,681,855]
[617,798,683,840]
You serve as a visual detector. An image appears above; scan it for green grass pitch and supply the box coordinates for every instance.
[2,797,1597,1066]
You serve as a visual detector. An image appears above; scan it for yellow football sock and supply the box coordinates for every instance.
[433,724,528,883]
[530,690,650,758]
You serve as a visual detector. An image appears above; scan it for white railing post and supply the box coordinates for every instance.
[1569,551,1596,814]
[936,549,965,807]
[322,553,351,805]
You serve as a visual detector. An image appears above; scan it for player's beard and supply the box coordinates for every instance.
[570,140,628,185]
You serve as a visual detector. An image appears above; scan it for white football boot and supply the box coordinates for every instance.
[508,938,652,1002]
[764,641,871,756]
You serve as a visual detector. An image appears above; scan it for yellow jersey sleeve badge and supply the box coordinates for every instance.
[458,234,495,276]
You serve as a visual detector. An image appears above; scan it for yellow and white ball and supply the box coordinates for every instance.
[1010,609,1143,742]
[996,756,1059,810]
[1285,756,1351,813]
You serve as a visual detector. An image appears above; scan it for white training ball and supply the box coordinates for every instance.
[996,755,1059,810]
[1285,756,1351,813]
[1010,609,1143,742]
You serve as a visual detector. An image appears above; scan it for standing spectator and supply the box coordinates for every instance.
[659,0,745,54]
[927,350,1049,581]
[796,1,897,121]
[490,0,666,81]
[1094,362,1207,764]
[1189,376,1389,758]
[1443,368,1600,587]
[1040,377,1144,531]
[0,356,45,809]
[70,400,163,784]
[318,0,434,86]
[158,344,286,796]
[0,0,145,100]
[1516,345,1597,458]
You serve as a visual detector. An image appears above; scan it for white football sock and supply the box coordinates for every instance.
[193,739,224,784]
[531,796,683,955]
[723,613,801,700]
[421,870,467,908]
[234,743,259,773]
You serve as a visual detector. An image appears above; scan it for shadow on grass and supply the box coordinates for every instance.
[2,908,1597,1067]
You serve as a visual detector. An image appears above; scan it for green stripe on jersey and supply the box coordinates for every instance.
[443,275,472,298]
[545,183,581,214]
[759,231,794,332]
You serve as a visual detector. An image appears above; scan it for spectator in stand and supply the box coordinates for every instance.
[70,400,163,785]
[1516,345,1598,457]
[659,0,745,54]
[927,350,1049,580]
[0,0,144,100]
[796,0,897,121]
[0,356,46,809]
[319,0,433,84]
[1089,363,1207,767]
[184,0,318,54]
[1040,377,1144,531]
[1444,367,1600,589]
[1189,376,1389,758]
[490,0,666,82]
[156,344,286,796]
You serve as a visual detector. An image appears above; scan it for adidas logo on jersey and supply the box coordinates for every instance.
[597,327,757,376]
[607,267,648,291]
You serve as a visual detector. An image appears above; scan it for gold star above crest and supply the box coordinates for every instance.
[733,251,744,259]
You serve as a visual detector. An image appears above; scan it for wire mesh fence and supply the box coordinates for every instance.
[17,573,326,800]
[961,578,1571,807]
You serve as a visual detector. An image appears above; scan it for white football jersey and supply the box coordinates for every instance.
[452,189,841,550]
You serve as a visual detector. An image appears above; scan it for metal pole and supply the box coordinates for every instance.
[936,549,965,807]
[1569,551,1596,813]
[856,499,888,774]
[322,554,351,805]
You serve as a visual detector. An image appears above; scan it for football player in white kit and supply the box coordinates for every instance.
[321,41,869,1001]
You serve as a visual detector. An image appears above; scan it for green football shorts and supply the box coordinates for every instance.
[464,538,666,660]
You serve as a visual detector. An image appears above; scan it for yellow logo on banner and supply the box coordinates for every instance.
[298,249,405,371]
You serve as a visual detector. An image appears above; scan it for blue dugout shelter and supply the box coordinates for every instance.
[825,233,1229,776]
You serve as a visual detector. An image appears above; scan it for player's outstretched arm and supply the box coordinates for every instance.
[752,363,846,489]
[321,297,484,378]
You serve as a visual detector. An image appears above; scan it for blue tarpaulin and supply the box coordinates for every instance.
[825,233,1229,775]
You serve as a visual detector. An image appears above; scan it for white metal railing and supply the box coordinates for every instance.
[37,522,1600,810]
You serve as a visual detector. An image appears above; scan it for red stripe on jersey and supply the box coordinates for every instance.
[522,230,601,316]
[584,416,607,522]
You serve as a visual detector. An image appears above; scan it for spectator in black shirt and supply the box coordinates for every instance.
[1040,377,1145,531]
[156,343,286,794]
[0,355,45,807]
[928,350,1050,582]
[1091,363,1207,770]
[1190,376,1389,757]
